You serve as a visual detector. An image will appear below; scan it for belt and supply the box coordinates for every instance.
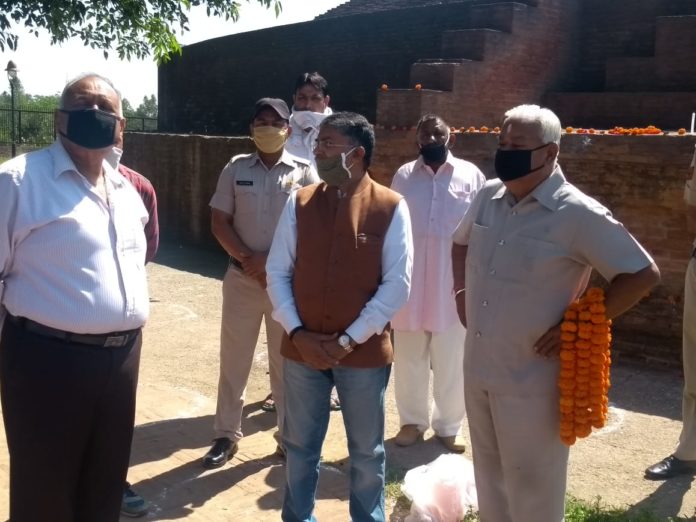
[8,315,140,348]
[229,257,244,270]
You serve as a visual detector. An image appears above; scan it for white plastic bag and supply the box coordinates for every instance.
[401,453,478,522]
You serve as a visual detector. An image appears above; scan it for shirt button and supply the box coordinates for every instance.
[498,239,505,246]
[512,211,518,216]
[489,269,496,275]
[475,331,482,338]
[482,300,488,307]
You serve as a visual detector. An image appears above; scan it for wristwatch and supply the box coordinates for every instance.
[337,333,354,354]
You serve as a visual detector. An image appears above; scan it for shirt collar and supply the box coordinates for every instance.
[249,149,299,169]
[529,166,566,211]
[49,139,125,187]
[491,165,566,211]
[414,150,455,173]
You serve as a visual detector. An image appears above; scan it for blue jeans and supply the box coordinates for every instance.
[282,359,388,522]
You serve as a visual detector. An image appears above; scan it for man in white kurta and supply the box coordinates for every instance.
[452,105,660,522]
[391,115,485,452]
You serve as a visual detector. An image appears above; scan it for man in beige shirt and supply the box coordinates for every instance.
[452,104,660,521]
[204,98,318,468]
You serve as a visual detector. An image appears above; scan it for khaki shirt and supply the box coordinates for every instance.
[209,150,318,252]
[453,167,653,394]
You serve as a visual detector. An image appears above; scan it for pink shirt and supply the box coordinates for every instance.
[391,152,485,332]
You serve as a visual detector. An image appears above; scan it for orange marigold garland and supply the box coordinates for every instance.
[558,287,611,446]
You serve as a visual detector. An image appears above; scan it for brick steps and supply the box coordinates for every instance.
[548,14,696,129]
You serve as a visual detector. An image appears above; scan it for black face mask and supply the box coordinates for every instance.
[494,144,550,181]
[60,108,119,149]
[420,143,448,164]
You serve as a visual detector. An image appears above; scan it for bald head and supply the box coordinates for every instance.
[60,74,123,117]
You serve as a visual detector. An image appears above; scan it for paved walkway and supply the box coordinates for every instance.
[0,243,694,520]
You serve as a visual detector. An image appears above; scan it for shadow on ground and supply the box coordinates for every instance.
[607,363,683,421]
[153,240,227,280]
[626,475,696,520]
[130,400,276,467]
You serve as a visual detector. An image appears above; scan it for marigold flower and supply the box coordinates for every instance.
[558,287,610,445]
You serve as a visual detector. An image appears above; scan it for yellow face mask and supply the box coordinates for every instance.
[253,126,288,153]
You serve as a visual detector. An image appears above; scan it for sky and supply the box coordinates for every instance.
[0,0,348,106]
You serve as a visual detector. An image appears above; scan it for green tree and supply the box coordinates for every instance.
[0,0,282,63]
[122,98,135,115]
[135,95,157,118]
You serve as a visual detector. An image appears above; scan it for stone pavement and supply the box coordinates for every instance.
[0,242,694,520]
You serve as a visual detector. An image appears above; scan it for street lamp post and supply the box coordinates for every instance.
[5,61,18,158]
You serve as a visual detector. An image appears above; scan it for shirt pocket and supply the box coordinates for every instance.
[234,184,257,215]
[443,189,473,236]
[500,235,567,284]
[465,223,490,276]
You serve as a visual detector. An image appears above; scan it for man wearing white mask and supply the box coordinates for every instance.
[285,72,333,168]
[203,98,318,468]
[263,71,340,414]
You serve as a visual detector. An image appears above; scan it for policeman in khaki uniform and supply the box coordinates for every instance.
[452,105,660,522]
[203,98,318,468]
[645,146,696,479]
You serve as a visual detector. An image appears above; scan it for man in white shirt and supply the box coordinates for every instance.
[267,112,413,521]
[285,72,333,168]
[0,74,149,522]
[391,114,485,452]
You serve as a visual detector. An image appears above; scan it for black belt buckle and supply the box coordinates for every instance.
[104,334,129,347]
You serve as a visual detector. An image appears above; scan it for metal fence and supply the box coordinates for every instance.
[0,106,157,158]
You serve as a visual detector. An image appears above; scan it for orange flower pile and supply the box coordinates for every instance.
[558,287,612,446]
[451,126,501,134]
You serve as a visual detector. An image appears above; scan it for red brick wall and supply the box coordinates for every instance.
[122,133,254,246]
[158,4,481,135]
[376,0,580,128]
[570,0,696,91]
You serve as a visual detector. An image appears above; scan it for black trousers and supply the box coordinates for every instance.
[0,317,141,522]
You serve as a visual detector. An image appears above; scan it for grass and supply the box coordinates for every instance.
[384,470,695,522]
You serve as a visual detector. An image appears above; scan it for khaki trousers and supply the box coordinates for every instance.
[213,267,284,442]
[466,380,568,522]
[677,257,696,459]
[394,321,466,436]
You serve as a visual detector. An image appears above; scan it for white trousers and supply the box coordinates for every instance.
[213,267,284,442]
[466,381,569,522]
[677,257,696,459]
[393,321,466,436]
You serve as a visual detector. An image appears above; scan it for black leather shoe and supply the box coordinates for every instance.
[645,455,696,480]
[202,438,237,469]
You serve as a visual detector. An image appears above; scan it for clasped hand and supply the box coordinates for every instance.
[292,330,350,370]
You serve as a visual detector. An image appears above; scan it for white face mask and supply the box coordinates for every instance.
[291,110,327,131]
[105,146,124,171]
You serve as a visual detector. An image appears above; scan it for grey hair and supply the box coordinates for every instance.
[503,104,561,145]
[59,73,123,114]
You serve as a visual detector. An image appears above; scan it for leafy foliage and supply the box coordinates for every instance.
[0,1,282,63]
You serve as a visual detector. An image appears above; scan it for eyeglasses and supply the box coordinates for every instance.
[313,138,354,151]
